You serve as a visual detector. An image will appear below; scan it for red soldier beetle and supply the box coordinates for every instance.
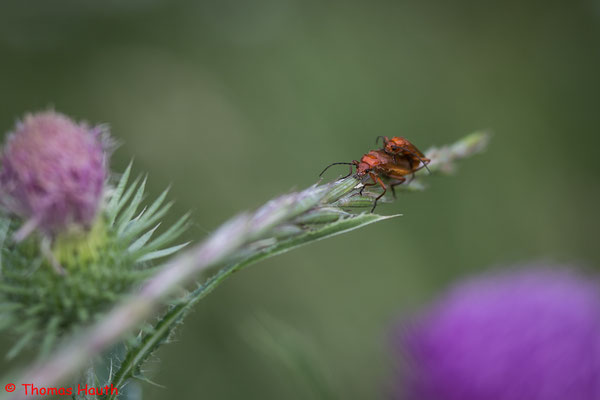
[375,136,431,175]
[319,149,413,212]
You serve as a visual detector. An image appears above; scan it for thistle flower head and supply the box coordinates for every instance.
[0,111,109,238]
[0,160,189,358]
[394,266,600,400]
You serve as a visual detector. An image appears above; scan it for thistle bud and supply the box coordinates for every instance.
[0,111,109,239]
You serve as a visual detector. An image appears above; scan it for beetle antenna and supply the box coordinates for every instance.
[319,162,354,177]
[375,136,386,146]
[397,146,432,174]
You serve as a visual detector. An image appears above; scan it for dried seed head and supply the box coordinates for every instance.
[0,111,109,238]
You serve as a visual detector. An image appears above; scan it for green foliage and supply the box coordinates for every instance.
[0,163,188,359]
[104,213,394,399]
[0,132,489,400]
[101,132,490,397]
[243,313,338,399]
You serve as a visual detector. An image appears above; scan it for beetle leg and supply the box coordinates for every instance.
[370,173,387,213]
[404,158,415,183]
[359,183,376,196]
[358,173,378,196]
[375,136,389,146]
[389,177,407,198]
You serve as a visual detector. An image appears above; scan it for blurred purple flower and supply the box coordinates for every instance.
[393,266,600,400]
[0,111,109,239]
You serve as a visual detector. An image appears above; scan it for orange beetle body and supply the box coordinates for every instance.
[321,149,413,212]
[352,150,413,209]
[354,149,412,181]
[377,136,431,173]
[319,137,429,212]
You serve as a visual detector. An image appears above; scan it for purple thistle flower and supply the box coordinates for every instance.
[393,266,600,400]
[0,111,109,239]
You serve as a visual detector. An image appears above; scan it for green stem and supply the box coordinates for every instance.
[105,214,393,399]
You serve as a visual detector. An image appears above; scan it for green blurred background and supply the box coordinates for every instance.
[1,0,599,398]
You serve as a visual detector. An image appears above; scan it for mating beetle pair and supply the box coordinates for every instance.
[320,137,430,212]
